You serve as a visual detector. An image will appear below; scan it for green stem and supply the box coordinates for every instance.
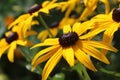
[19,46,42,73]
[100,68,120,77]
[81,64,91,80]
[39,14,54,37]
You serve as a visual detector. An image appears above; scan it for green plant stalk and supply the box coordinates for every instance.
[39,14,54,37]
[18,46,42,73]
[100,68,120,77]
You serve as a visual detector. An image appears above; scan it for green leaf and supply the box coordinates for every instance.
[72,62,91,80]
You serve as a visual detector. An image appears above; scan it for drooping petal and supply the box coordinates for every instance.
[81,41,118,52]
[80,0,98,20]
[23,16,33,37]
[73,45,96,71]
[62,46,74,67]
[32,46,60,71]
[102,23,119,54]
[100,0,110,14]
[32,45,59,65]
[63,25,71,33]
[103,23,119,44]
[8,42,17,62]
[0,39,9,57]
[81,44,110,64]
[42,47,62,80]
[0,46,9,58]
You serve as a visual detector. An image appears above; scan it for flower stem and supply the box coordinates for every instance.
[19,46,42,74]
[100,68,120,77]
[39,14,54,37]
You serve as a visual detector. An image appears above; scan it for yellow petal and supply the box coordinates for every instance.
[8,14,30,29]
[32,45,59,65]
[80,24,108,39]
[103,23,119,44]
[32,46,60,71]
[82,41,118,52]
[31,38,59,49]
[82,44,110,64]
[37,30,49,41]
[73,45,96,71]
[100,0,110,14]
[16,40,27,46]
[102,23,118,54]
[42,47,62,80]
[63,24,71,33]
[0,46,9,58]
[40,0,58,14]
[8,42,17,62]
[49,28,58,37]
[62,46,74,67]
[23,16,33,38]
[26,30,37,36]
[72,22,81,35]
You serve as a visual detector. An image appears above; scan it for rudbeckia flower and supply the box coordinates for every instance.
[0,25,34,62]
[80,8,120,45]
[31,22,117,80]
[8,0,59,37]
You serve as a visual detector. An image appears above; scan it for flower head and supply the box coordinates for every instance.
[80,8,120,45]
[8,0,59,38]
[0,25,34,62]
[31,22,117,80]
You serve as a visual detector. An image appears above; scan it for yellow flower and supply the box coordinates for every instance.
[0,24,35,62]
[31,22,117,80]
[0,27,26,62]
[8,0,59,38]
[80,8,120,45]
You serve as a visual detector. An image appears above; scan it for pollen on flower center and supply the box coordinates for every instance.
[112,8,120,22]
[28,4,42,14]
[5,32,18,44]
[59,32,79,47]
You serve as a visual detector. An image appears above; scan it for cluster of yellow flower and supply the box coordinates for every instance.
[0,0,120,80]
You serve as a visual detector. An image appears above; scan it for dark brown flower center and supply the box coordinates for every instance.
[59,32,79,47]
[112,8,120,22]
[28,4,42,14]
[5,32,18,44]
[49,21,59,28]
